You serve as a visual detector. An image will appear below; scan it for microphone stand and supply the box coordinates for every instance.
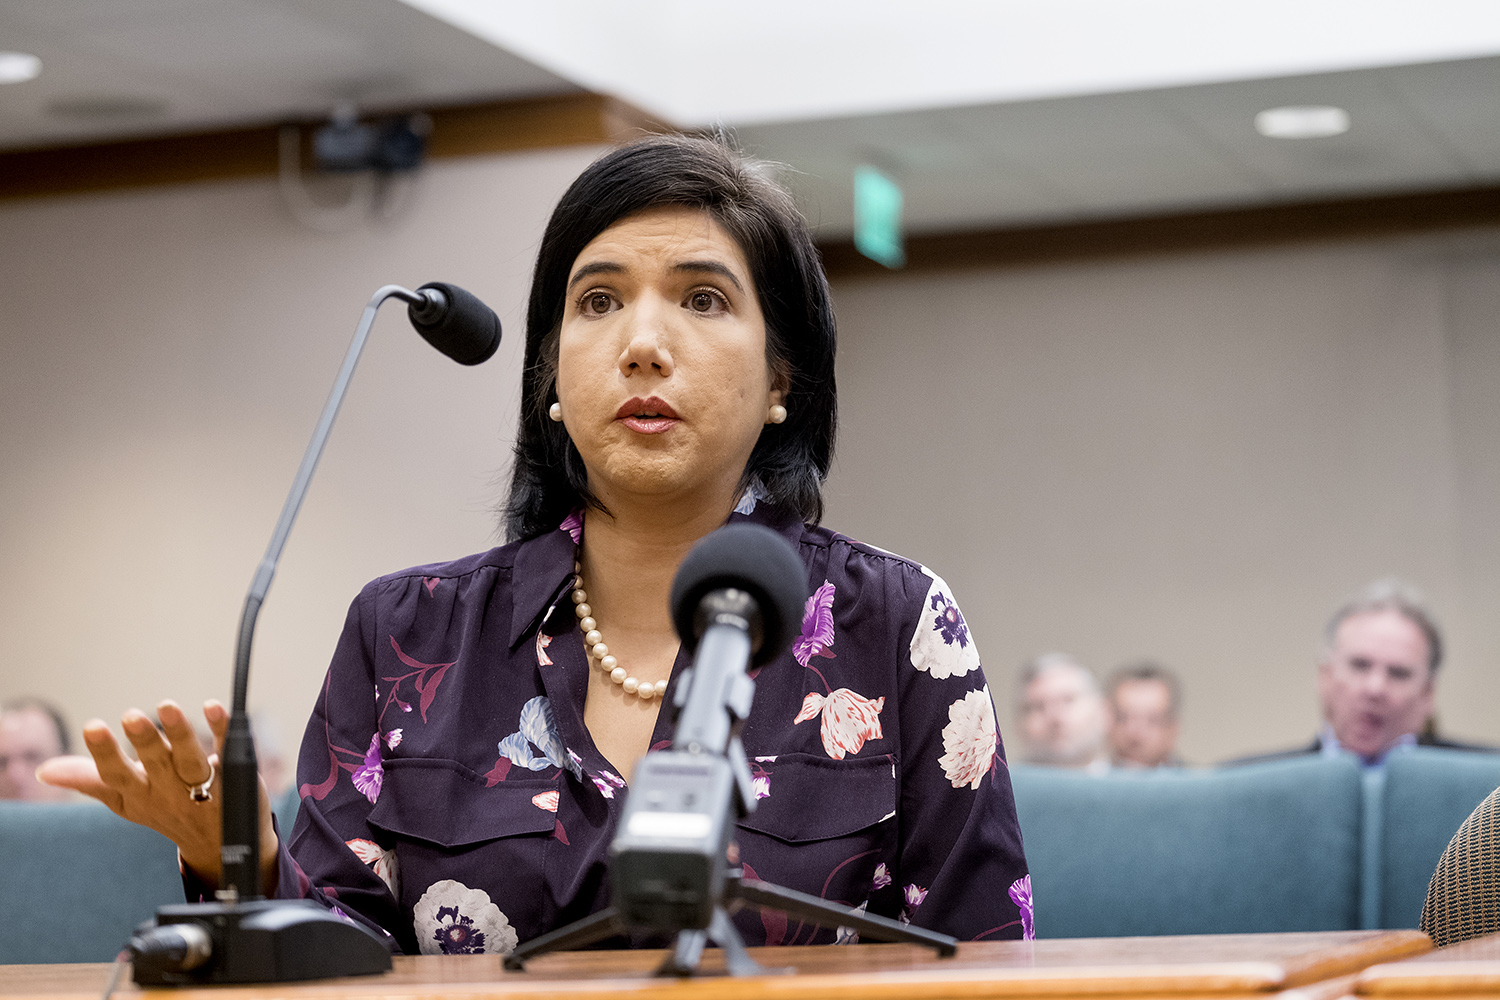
[505,589,957,977]
[132,285,448,986]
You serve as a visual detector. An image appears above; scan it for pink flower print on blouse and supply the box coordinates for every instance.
[381,637,456,724]
[559,510,583,545]
[938,687,999,789]
[384,729,402,750]
[1008,875,1035,941]
[590,769,626,799]
[345,838,399,896]
[531,790,560,813]
[872,862,892,891]
[794,688,885,760]
[351,733,384,803]
[792,580,838,668]
[899,883,928,924]
[535,631,553,667]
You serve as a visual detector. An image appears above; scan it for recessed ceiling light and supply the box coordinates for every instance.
[1254,105,1351,139]
[0,51,41,85]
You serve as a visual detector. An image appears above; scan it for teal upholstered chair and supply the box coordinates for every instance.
[1010,756,1364,938]
[274,784,301,836]
[1378,747,1500,929]
[0,800,184,963]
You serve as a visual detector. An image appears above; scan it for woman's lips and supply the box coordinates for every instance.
[617,396,679,434]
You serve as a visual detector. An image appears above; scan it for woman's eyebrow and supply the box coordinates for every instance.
[567,261,624,292]
[673,260,745,293]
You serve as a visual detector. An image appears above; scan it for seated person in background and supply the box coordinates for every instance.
[1236,578,1489,768]
[38,134,1032,954]
[0,696,73,802]
[1017,653,1109,773]
[1106,662,1182,768]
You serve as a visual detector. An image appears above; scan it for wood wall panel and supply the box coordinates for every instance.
[0,93,661,202]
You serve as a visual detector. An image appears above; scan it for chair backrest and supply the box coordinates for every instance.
[1010,756,1364,937]
[0,800,183,963]
[1380,747,1500,928]
[273,784,300,835]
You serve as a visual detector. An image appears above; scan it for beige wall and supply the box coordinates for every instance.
[2,149,1498,765]
[825,235,1500,762]
[0,146,602,764]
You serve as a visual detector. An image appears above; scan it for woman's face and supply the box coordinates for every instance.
[555,206,785,510]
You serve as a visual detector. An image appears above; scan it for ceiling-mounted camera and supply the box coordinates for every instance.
[312,106,431,174]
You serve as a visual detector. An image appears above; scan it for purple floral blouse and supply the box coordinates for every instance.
[268,497,1032,955]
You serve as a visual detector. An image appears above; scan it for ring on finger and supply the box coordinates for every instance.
[186,760,215,803]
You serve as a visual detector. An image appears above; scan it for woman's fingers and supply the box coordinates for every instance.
[122,709,178,780]
[156,700,213,787]
[34,754,124,812]
[203,700,229,754]
[79,720,147,813]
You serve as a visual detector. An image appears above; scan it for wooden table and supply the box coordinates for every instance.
[1355,930,1500,997]
[0,930,1431,1000]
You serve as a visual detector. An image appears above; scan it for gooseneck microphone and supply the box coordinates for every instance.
[132,282,501,986]
[406,281,503,366]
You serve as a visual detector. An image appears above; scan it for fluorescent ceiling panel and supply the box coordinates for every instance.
[400,0,1500,125]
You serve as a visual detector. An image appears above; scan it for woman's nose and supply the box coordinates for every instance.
[617,298,674,377]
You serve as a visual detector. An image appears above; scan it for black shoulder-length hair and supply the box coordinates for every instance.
[503,133,838,542]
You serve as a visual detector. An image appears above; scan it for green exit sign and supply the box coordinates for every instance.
[853,165,905,269]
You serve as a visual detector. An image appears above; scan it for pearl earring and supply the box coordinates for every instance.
[549,402,563,422]
[768,404,787,425]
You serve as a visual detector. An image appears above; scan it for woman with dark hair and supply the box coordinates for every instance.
[42,134,1031,954]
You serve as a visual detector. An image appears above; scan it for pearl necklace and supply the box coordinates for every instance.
[573,561,670,701]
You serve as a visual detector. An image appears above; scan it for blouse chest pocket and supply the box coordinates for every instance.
[367,758,558,849]
[737,753,897,843]
[733,753,897,919]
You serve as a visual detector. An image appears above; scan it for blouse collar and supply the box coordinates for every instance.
[506,489,806,650]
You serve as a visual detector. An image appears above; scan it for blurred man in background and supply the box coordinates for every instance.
[1107,661,1183,768]
[0,697,72,801]
[1017,653,1109,772]
[1239,578,1489,767]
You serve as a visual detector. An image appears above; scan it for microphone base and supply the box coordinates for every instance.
[131,900,392,986]
[505,871,957,976]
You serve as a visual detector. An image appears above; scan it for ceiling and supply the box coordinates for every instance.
[738,57,1500,237]
[0,0,577,149]
[3,0,1500,238]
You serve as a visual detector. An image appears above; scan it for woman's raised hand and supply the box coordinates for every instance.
[35,699,279,893]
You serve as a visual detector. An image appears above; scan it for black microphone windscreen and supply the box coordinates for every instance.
[670,524,808,666]
[408,281,502,365]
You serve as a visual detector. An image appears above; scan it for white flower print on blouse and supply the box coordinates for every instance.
[497,697,570,772]
[938,686,999,789]
[834,900,868,945]
[413,880,518,956]
[345,838,399,897]
[531,790,560,813]
[908,570,981,680]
